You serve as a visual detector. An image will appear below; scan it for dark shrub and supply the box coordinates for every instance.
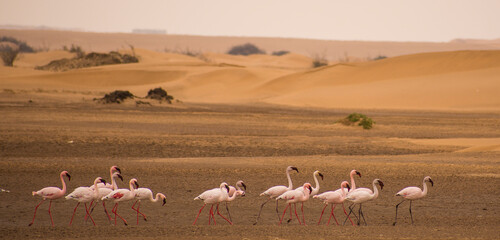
[337,113,375,129]
[95,90,135,104]
[272,50,290,56]
[146,87,174,103]
[0,45,19,67]
[227,43,265,56]
[0,36,35,53]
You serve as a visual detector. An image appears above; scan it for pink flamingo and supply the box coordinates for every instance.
[193,182,232,225]
[101,178,139,226]
[276,183,313,225]
[90,165,121,190]
[132,187,167,225]
[66,177,106,226]
[225,180,247,222]
[393,176,434,225]
[90,172,123,222]
[344,179,384,226]
[29,170,71,226]
[314,181,353,225]
[295,170,324,196]
[254,166,299,224]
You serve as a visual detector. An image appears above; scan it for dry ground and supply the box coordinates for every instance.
[0,92,499,239]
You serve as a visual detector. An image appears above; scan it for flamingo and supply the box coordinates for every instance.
[295,170,324,196]
[90,172,123,222]
[193,182,232,225]
[225,180,247,222]
[90,165,121,190]
[132,187,167,225]
[314,181,353,225]
[344,179,384,225]
[393,176,434,225]
[276,183,313,225]
[65,177,106,226]
[29,170,71,227]
[101,178,139,226]
[254,166,299,225]
[334,170,361,194]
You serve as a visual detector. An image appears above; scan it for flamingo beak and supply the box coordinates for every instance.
[162,198,166,206]
[241,182,247,191]
[134,181,139,189]
[308,185,313,194]
[66,173,71,181]
[356,171,361,177]
[346,183,351,192]
[101,179,107,184]
[319,172,324,180]
[115,167,121,174]
[291,167,299,173]
[378,180,384,190]
[225,184,230,193]
[118,174,124,181]
[429,179,434,187]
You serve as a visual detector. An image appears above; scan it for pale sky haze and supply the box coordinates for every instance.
[1,0,499,42]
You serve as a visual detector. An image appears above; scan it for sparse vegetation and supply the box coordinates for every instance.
[63,44,85,58]
[0,36,35,53]
[145,87,174,104]
[35,51,139,71]
[311,53,328,68]
[373,55,387,60]
[337,113,375,129]
[227,43,265,56]
[272,50,290,56]
[0,45,20,67]
[95,90,135,104]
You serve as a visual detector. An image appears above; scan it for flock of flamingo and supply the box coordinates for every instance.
[28,165,433,227]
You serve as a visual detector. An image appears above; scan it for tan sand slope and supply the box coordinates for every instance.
[1,48,499,111]
[2,29,500,60]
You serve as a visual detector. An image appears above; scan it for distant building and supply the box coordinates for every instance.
[132,29,167,34]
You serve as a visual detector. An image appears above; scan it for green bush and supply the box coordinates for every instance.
[227,43,265,56]
[338,112,375,129]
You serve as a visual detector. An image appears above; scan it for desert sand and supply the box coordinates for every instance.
[0,29,499,239]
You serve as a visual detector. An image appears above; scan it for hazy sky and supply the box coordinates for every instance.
[1,0,499,42]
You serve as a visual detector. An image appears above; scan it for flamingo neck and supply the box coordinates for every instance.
[111,175,118,190]
[350,171,356,190]
[60,173,67,194]
[227,192,238,201]
[286,169,293,190]
[312,173,320,195]
[129,182,136,194]
[422,179,429,197]
[93,179,100,197]
[150,193,161,202]
[371,181,379,199]
[340,185,347,197]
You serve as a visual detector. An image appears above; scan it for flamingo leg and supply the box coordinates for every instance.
[343,203,356,226]
[342,202,354,226]
[210,205,216,225]
[137,201,147,222]
[84,200,94,221]
[287,203,293,223]
[275,199,280,222]
[131,200,139,224]
[69,202,80,225]
[208,205,212,225]
[393,199,405,226]
[225,202,232,222]
[112,203,127,226]
[216,203,233,225]
[330,204,339,225]
[409,200,414,224]
[293,203,301,225]
[358,204,367,226]
[84,203,96,226]
[48,200,54,227]
[301,203,307,225]
[102,201,112,223]
[254,197,272,225]
[193,203,206,225]
[279,203,290,225]
[318,204,328,225]
[29,199,45,226]
[327,204,333,225]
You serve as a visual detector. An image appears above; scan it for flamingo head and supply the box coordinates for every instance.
[98,177,106,184]
[220,182,230,193]
[317,171,324,180]
[354,170,362,178]
[376,179,384,190]
[304,183,313,194]
[288,166,299,173]
[341,181,351,192]
[236,180,247,191]
[113,173,124,181]
[61,171,71,181]
[425,176,434,187]
[237,190,246,197]
[130,178,139,189]
[159,194,167,206]
[111,165,121,174]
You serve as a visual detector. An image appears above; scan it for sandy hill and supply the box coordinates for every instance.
[2,29,500,60]
[1,33,500,111]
